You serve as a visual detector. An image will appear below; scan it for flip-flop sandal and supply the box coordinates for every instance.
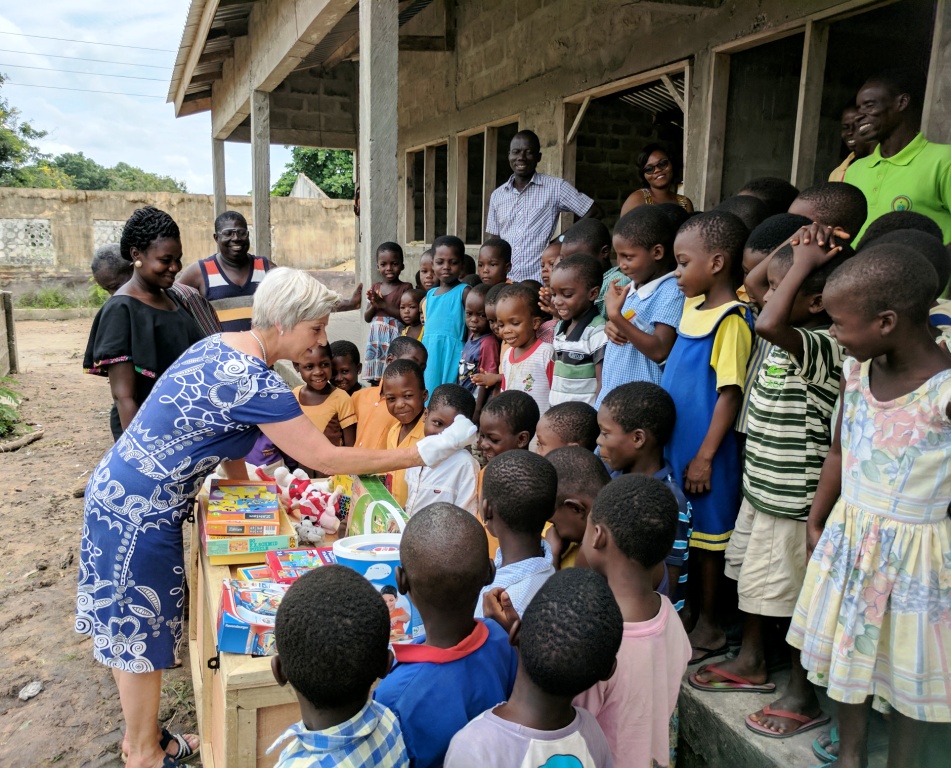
[687,644,730,665]
[688,663,777,693]
[812,726,839,763]
[161,755,187,768]
[745,705,831,739]
[160,728,200,764]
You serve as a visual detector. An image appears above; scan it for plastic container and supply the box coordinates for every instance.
[333,533,423,643]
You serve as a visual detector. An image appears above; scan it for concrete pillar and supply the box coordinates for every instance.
[923,0,951,144]
[358,0,398,293]
[212,138,227,217]
[251,89,271,260]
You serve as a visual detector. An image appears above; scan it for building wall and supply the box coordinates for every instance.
[394,0,898,230]
[0,188,355,296]
[574,99,664,228]
[230,62,359,148]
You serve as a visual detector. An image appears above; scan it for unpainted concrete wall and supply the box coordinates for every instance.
[394,0,883,227]
[0,188,356,296]
[230,62,359,148]
[574,99,664,228]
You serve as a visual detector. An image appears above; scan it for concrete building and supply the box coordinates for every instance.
[167,0,950,287]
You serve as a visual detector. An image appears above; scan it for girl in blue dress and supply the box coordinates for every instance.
[660,212,753,664]
[422,235,471,393]
[76,268,476,768]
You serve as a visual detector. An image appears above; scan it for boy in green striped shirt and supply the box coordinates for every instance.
[690,232,849,739]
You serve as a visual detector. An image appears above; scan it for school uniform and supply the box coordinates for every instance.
[373,619,518,768]
[661,296,752,551]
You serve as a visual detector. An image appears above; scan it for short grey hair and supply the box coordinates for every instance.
[252,267,340,331]
[91,243,131,277]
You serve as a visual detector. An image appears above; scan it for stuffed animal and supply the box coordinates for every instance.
[253,465,343,534]
[293,517,326,545]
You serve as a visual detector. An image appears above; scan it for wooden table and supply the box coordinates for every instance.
[188,508,337,768]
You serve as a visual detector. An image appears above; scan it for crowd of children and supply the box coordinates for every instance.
[265,173,951,768]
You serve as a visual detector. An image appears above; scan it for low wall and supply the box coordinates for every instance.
[0,188,356,297]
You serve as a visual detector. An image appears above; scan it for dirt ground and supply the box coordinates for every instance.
[0,318,199,768]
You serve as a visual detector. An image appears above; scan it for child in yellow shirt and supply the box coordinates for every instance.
[382,359,428,506]
[294,344,357,448]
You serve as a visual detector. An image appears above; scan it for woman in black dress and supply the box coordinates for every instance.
[84,207,203,440]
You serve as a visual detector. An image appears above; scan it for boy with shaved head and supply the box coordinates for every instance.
[373,503,518,768]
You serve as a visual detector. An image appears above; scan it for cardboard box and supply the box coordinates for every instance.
[208,480,279,515]
[205,519,281,537]
[216,579,290,656]
[199,499,299,566]
[265,548,336,584]
[333,474,408,537]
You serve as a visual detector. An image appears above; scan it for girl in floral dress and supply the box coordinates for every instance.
[787,241,951,768]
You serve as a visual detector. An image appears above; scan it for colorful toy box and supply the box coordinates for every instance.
[199,499,299,566]
[216,579,290,656]
[265,548,336,584]
[206,480,280,535]
[333,474,408,537]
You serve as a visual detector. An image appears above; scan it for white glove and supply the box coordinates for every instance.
[416,414,478,467]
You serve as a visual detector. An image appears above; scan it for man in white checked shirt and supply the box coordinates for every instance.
[486,130,602,282]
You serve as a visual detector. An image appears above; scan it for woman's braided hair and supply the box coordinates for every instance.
[119,206,180,262]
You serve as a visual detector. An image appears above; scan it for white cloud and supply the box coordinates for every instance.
[0,2,293,194]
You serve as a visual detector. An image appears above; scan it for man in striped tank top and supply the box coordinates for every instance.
[179,211,274,332]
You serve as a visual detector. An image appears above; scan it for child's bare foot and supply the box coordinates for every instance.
[687,617,727,663]
[746,689,827,736]
[693,654,768,686]
[814,728,839,761]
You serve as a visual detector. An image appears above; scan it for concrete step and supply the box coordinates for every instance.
[677,667,892,768]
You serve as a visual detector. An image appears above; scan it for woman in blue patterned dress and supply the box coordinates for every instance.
[77,268,476,768]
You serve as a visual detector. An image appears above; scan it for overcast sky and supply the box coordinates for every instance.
[0,1,292,194]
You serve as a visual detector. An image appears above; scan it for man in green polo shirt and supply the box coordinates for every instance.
[845,69,951,244]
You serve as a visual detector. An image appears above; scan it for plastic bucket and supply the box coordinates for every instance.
[333,533,423,642]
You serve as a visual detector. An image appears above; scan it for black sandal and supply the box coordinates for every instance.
[159,728,199,764]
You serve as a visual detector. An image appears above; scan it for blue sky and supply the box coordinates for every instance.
[0,1,292,194]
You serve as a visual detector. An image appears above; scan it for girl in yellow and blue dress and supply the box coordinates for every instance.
[787,239,951,767]
[660,212,753,664]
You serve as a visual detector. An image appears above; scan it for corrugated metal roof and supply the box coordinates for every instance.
[617,73,685,115]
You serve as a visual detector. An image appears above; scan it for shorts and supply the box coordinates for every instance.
[724,497,807,617]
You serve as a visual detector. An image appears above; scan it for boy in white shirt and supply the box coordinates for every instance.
[404,384,480,516]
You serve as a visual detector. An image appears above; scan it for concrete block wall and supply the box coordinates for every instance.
[231,62,358,148]
[721,33,805,197]
[573,99,663,227]
[0,188,355,297]
[393,0,871,238]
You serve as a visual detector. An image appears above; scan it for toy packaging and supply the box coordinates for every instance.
[199,502,299,566]
[217,579,290,656]
[265,548,336,584]
[334,474,408,537]
[207,480,280,535]
[236,565,274,581]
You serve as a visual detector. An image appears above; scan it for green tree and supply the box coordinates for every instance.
[107,161,186,193]
[0,77,187,192]
[271,148,354,198]
[0,74,49,187]
[51,151,112,190]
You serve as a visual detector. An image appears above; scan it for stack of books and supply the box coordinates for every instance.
[206,480,280,536]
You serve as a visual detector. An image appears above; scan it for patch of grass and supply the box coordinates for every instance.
[15,287,77,309]
[14,279,108,309]
[0,378,22,438]
[88,282,110,308]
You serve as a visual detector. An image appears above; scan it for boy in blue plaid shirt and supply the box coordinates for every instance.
[268,566,408,768]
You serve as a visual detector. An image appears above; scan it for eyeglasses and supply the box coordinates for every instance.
[643,158,671,176]
[219,228,249,238]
